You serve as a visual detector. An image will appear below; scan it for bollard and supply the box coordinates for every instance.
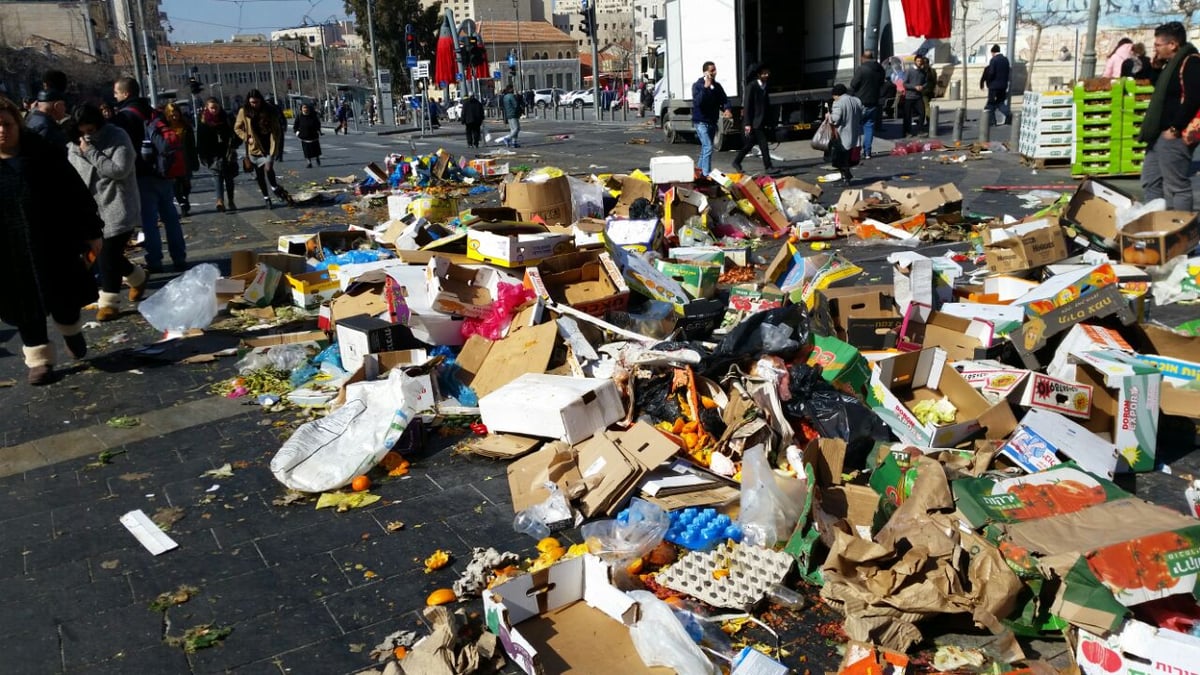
[929,104,940,138]
[980,115,991,143]
[1006,111,1021,144]
[622,103,627,122]
[952,108,965,144]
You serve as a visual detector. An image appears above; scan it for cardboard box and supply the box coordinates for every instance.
[479,373,624,445]
[501,174,575,225]
[425,256,506,319]
[888,251,945,315]
[808,334,871,396]
[335,315,426,374]
[457,322,558,399]
[604,218,664,254]
[285,270,340,308]
[722,283,784,328]
[575,422,679,517]
[220,250,307,307]
[1068,350,1162,472]
[1019,372,1094,418]
[1047,324,1135,379]
[895,305,996,361]
[466,222,574,268]
[1117,210,1200,266]
[653,258,720,300]
[333,350,438,419]
[800,438,879,545]
[869,348,1018,447]
[483,555,668,675]
[998,408,1119,477]
[408,196,459,222]
[525,250,630,318]
[984,218,1069,273]
[1063,177,1136,247]
[278,233,319,257]
[1077,619,1200,675]
[1135,324,1200,417]
[605,243,691,308]
[314,229,373,261]
[663,187,709,238]
[608,173,655,219]
[326,276,390,328]
[376,264,466,347]
[821,286,902,350]
[952,463,1129,529]
[951,360,1029,401]
[571,218,605,247]
[836,181,963,221]
[733,176,789,233]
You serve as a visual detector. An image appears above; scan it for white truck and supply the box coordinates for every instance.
[657,0,892,149]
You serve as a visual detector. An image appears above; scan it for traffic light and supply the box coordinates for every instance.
[188,76,203,95]
[579,8,594,38]
[467,35,483,67]
[405,24,416,57]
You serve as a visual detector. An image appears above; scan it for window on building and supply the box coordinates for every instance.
[565,74,574,89]
[557,51,563,59]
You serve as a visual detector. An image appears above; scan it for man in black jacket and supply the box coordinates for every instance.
[1140,21,1200,211]
[981,44,1011,126]
[731,64,773,173]
[460,94,485,148]
[850,50,885,159]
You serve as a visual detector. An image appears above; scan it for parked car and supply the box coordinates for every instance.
[612,94,643,111]
[533,88,566,107]
[562,89,595,108]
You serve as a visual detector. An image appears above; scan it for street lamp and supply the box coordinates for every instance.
[367,0,383,122]
[512,0,523,90]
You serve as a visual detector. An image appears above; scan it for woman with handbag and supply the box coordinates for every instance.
[829,84,864,184]
[233,89,294,210]
[198,98,239,213]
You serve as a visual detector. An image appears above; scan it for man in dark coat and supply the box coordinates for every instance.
[1139,21,1200,211]
[25,89,69,154]
[460,94,485,148]
[849,50,886,158]
[980,44,1011,126]
[691,60,732,175]
[731,64,773,173]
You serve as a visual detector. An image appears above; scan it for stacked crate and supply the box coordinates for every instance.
[1119,78,1153,175]
[1072,80,1124,176]
[1018,90,1075,162]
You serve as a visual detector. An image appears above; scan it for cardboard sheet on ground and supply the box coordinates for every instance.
[821,456,1021,652]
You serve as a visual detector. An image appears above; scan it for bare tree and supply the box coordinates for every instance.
[1020,3,1080,88]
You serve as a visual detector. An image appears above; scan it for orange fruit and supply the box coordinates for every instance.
[381,452,405,470]
[393,646,408,659]
[351,475,371,492]
[426,588,457,606]
[536,537,561,553]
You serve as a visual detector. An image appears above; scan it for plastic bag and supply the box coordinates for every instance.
[567,174,605,221]
[270,369,424,492]
[138,263,221,332]
[810,118,834,151]
[460,282,535,341]
[581,498,670,562]
[738,444,806,547]
[627,591,719,675]
[512,482,575,539]
[236,344,310,374]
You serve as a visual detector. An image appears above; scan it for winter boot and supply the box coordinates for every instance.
[57,319,86,360]
[126,265,148,302]
[23,344,55,385]
[96,291,121,322]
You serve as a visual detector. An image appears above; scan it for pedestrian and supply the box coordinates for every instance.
[0,96,103,384]
[163,101,198,216]
[849,50,885,159]
[111,76,187,273]
[25,88,69,153]
[267,96,286,161]
[731,64,773,173]
[640,83,653,118]
[901,59,927,137]
[367,97,377,126]
[234,89,294,210]
[461,93,484,148]
[918,56,937,133]
[293,102,323,168]
[495,85,522,147]
[1121,42,1156,79]
[523,89,534,113]
[691,61,732,175]
[1104,38,1135,78]
[197,97,239,214]
[429,98,442,128]
[66,103,147,323]
[99,102,114,120]
[335,99,350,134]
[980,44,1011,126]
[1139,21,1200,211]
[829,83,864,184]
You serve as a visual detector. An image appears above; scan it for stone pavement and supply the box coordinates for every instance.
[0,118,1197,674]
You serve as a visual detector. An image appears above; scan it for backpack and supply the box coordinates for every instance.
[131,107,186,179]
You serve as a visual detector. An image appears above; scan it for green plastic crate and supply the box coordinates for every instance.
[1072,160,1122,176]
[1120,158,1145,174]
[1124,79,1155,95]
[1074,82,1122,102]
[1076,111,1120,126]
[1076,124,1115,139]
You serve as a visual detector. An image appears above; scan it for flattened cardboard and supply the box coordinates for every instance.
[733,176,789,233]
[506,441,583,513]
[479,373,624,445]
[1063,177,1136,246]
[456,322,558,399]
[1117,209,1200,266]
[425,256,504,318]
[470,433,542,459]
[329,281,388,326]
[1135,324,1200,417]
[501,174,574,225]
[999,408,1118,477]
[241,330,327,348]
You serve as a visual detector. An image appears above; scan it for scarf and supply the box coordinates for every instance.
[201,108,225,127]
[1140,42,1198,143]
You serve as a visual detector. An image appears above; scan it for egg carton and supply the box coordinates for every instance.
[657,542,794,611]
[664,507,743,551]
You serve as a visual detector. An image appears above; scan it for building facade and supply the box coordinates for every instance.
[478,20,579,92]
[0,0,112,61]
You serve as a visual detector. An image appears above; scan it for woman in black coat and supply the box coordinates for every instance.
[0,96,103,385]
[197,97,240,213]
[293,103,322,168]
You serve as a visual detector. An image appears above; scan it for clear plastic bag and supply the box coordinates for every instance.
[568,174,605,221]
[138,263,221,332]
[627,591,719,675]
[512,482,575,539]
[737,444,807,547]
[581,498,670,562]
[270,368,424,492]
[236,344,310,374]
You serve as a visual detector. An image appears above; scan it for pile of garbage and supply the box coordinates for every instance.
[152,151,1200,673]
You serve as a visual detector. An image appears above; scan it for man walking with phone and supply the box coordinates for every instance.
[691,61,732,175]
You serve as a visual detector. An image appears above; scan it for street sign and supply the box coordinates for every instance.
[406,55,417,68]
[456,72,463,81]
[493,71,502,80]
[378,69,391,85]
[415,60,430,79]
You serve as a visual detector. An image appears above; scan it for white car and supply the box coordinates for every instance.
[533,88,566,107]
[563,89,595,108]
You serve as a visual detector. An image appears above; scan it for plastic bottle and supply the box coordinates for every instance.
[767,583,806,610]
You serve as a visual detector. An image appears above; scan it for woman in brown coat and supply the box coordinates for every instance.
[233,89,294,209]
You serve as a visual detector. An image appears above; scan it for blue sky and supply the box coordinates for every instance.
[162,0,351,43]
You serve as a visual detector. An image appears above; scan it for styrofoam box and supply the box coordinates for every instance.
[650,155,696,184]
[479,374,624,445]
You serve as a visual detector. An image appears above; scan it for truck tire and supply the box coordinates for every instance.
[663,110,681,144]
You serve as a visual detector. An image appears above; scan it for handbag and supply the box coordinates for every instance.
[811,117,834,151]
[242,153,254,174]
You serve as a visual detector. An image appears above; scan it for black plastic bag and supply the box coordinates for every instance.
[701,305,811,379]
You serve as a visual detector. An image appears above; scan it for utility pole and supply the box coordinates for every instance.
[291,45,303,98]
[366,0,383,122]
[134,0,157,106]
[268,41,279,101]
[1006,0,1018,103]
[1081,0,1101,78]
[513,0,524,90]
[123,0,141,83]
[589,3,600,118]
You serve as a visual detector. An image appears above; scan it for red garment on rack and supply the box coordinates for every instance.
[901,0,952,39]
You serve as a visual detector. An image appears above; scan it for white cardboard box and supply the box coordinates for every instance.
[999,408,1119,477]
[479,373,624,445]
[649,155,695,183]
[1078,619,1200,675]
